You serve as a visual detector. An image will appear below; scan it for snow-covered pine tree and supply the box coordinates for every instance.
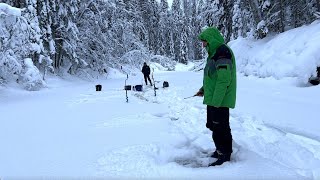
[0,6,22,83]
[51,0,84,75]
[218,0,233,42]
[158,0,169,56]
[23,0,53,80]
[182,0,194,61]
[0,3,45,90]
[232,0,244,39]
[196,0,207,59]
[75,0,112,77]
[315,0,320,18]
[171,0,183,62]
[180,21,188,64]
[189,0,201,60]
[129,0,148,52]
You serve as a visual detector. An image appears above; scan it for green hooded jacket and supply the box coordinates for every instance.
[198,27,237,108]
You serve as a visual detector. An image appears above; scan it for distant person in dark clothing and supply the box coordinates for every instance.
[142,62,152,86]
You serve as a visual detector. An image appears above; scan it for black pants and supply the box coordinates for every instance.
[144,74,152,85]
[207,105,233,155]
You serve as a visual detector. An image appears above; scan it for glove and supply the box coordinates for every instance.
[195,91,204,97]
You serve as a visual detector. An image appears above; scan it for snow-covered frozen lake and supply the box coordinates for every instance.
[1,70,319,179]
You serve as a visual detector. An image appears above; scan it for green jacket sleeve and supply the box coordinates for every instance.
[211,64,231,107]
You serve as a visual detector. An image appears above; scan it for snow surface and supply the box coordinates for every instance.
[0,70,319,179]
[0,3,21,16]
[1,16,320,179]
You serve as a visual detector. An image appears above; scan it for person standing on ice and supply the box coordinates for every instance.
[141,62,153,86]
[195,27,237,166]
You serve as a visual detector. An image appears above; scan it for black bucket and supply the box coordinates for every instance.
[135,85,143,91]
[95,84,102,91]
[163,81,169,88]
[124,85,132,90]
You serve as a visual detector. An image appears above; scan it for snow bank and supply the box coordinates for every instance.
[0,3,21,16]
[175,62,196,72]
[19,58,45,91]
[120,50,149,69]
[150,62,168,72]
[106,67,127,79]
[118,51,175,77]
[150,55,176,71]
[230,20,320,83]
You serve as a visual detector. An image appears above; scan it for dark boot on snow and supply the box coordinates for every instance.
[210,150,219,158]
[208,153,230,166]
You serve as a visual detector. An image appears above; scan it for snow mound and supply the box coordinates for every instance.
[150,55,176,71]
[0,3,21,16]
[175,62,196,72]
[230,20,320,83]
[19,58,45,91]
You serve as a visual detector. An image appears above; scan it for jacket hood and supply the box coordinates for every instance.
[198,27,225,58]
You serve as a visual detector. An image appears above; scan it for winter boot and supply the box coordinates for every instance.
[208,153,230,166]
[210,150,219,158]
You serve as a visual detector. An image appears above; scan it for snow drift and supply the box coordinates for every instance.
[230,20,320,83]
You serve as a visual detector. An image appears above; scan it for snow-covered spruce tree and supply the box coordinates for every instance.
[179,22,188,64]
[0,4,22,84]
[123,0,149,54]
[230,0,256,40]
[139,0,160,55]
[126,0,148,53]
[110,0,148,67]
[218,0,234,42]
[2,0,26,8]
[23,0,53,80]
[0,3,45,90]
[75,0,115,77]
[288,0,318,28]
[195,0,207,60]
[36,0,56,70]
[202,0,222,27]
[171,0,183,62]
[167,10,176,59]
[317,0,320,18]
[239,0,266,39]
[51,0,85,75]
[190,0,202,60]
[150,0,161,55]
[256,0,287,34]
[182,0,194,61]
[158,0,169,56]
[201,0,234,42]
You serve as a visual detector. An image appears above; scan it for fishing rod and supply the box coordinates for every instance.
[125,74,129,103]
[184,95,196,99]
[151,68,157,97]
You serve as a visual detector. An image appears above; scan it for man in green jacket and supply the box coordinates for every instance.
[195,27,237,166]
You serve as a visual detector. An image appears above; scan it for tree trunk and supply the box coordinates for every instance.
[12,0,25,8]
[224,0,233,42]
[246,0,262,25]
[279,0,285,32]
